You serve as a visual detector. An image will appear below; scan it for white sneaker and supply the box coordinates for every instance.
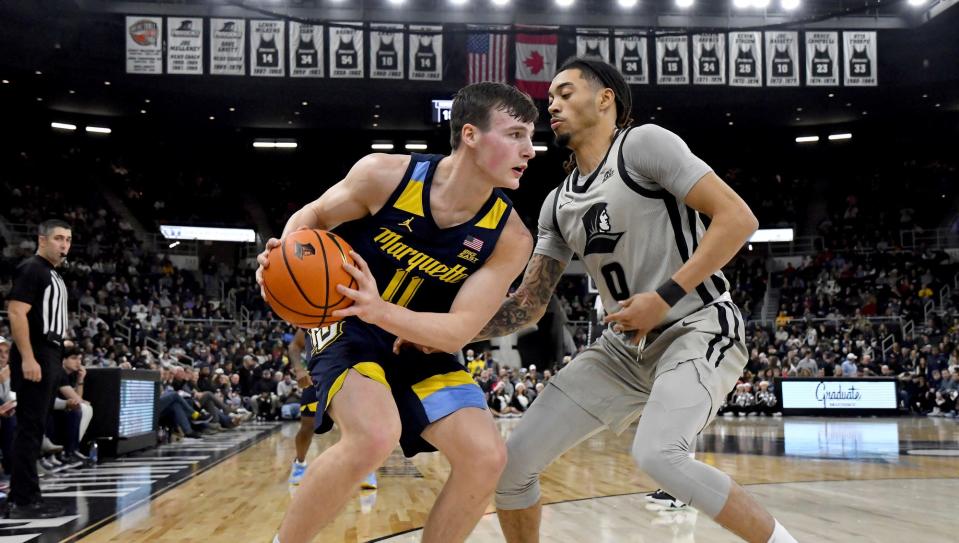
[645,489,687,509]
[288,459,307,486]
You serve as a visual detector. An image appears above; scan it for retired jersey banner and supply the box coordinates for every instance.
[765,31,799,87]
[692,33,725,85]
[805,31,839,86]
[656,34,689,85]
[614,31,648,85]
[125,16,162,74]
[329,23,364,78]
[843,31,877,86]
[577,29,610,62]
[290,22,323,77]
[370,24,404,79]
[729,31,762,87]
[210,19,245,75]
[251,20,285,77]
[515,29,557,99]
[166,17,203,74]
[408,25,442,80]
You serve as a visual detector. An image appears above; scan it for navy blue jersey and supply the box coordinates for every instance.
[333,153,513,314]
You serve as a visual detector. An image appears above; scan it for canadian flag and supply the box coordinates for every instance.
[515,31,557,99]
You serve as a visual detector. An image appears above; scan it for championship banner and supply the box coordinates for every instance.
[210,18,245,76]
[125,16,162,74]
[805,31,839,86]
[250,20,285,77]
[577,28,610,62]
[614,31,648,85]
[370,24,404,79]
[329,23,364,78]
[843,31,877,86]
[290,22,323,78]
[515,29,557,99]
[656,34,689,85]
[729,31,762,87]
[166,17,203,75]
[765,31,799,87]
[692,33,725,85]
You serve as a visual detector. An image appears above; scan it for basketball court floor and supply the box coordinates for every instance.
[22,417,944,543]
[8,416,958,542]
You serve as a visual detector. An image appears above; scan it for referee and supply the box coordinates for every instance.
[4,219,71,519]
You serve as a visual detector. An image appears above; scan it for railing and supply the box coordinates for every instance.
[941,285,952,312]
[902,320,915,341]
[764,235,824,256]
[924,300,935,322]
[566,319,594,347]
[881,334,895,361]
[114,322,132,345]
[900,228,959,251]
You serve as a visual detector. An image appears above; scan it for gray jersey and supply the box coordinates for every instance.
[535,124,730,324]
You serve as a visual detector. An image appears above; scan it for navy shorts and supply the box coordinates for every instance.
[307,317,487,457]
[299,382,318,418]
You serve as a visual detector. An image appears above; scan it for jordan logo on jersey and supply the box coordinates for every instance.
[398,217,414,232]
[582,203,624,256]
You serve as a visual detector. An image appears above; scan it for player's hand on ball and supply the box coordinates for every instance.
[255,237,282,299]
[333,251,388,324]
[392,337,439,355]
[603,292,670,345]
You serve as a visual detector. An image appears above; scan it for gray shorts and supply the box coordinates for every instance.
[549,300,747,435]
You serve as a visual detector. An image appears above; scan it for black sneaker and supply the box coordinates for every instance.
[58,452,84,469]
[645,489,687,509]
[6,501,67,519]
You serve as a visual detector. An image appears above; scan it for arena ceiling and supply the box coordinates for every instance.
[0,0,956,136]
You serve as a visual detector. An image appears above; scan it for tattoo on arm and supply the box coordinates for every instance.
[475,255,566,341]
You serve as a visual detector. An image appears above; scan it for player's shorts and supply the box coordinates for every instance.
[299,382,318,418]
[550,298,747,435]
[307,317,488,457]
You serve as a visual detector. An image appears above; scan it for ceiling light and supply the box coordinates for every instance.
[405,143,428,150]
[144,98,150,103]
[450,0,469,4]
[753,0,770,7]
[556,0,574,6]
[274,141,297,149]
[492,0,510,5]
[104,81,111,86]
[301,101,308,106]
[68,89,75,94]
[86,126,111,134]
[140,109,147,114]
[51,122,77,131]
[36,97,42,101]
[533,143,548,152]
[795,136,819,143]
[782,0,800,9]
[676,0,694,7]
[733,0,751,7]
[828,133,852,141]
[34,70,42,75]
[371,143,395,150]
[908,0,929,6]
[1,80,8,84]
[209,116,215,120]
[229,107,235,112]
[169,241,180,249]
[618,0,639,6]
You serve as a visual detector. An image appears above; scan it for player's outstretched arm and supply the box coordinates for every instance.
[472,253,566,341]
[333,212,534,353]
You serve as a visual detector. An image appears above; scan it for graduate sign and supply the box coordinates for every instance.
[210,18,245,76]
[614,31,648,85]
[289,22,323,78]
[805,32,839,86]
[250,20,285,77]
[125,16,162,74]
[408,25,442,81]
[329,23,364,78]
[166,17,203,75]
[765,31,799,87]
[729,31,762,87]
[843,31,878,86]
[692,33,725,85]
[370,24,404,79]
[656,34,689,85]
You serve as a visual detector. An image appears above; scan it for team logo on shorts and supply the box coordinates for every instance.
[582,202,624,255]
[294,241,316,260]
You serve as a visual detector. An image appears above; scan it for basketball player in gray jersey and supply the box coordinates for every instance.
[480,58,797,542]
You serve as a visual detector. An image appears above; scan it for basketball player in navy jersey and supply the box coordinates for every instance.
[256,82,537,543]
[471,58,797,543]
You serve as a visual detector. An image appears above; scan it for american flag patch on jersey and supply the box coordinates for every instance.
[463,235,484,251]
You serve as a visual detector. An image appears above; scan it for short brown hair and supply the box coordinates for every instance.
[449,82,538,150]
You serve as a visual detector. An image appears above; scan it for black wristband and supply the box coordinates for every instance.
[655,279,687,307]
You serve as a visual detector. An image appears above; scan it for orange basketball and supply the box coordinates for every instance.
[261,229,356,328]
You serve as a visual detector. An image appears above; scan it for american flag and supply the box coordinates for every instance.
[463,235,484,251]
[467,32,508,84]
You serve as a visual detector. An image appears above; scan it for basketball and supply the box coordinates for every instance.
[261,229,356,328]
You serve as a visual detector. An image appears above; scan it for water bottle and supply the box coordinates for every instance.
[89,442,98,465]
